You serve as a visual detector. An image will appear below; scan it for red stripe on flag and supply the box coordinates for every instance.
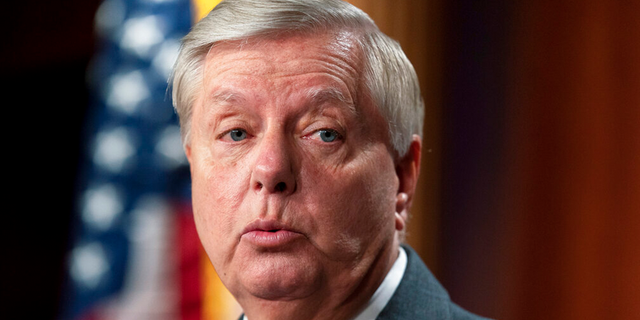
[177,203,203,320]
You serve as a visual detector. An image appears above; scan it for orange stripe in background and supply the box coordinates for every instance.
[191,0,223,22]
[200,250,242,320]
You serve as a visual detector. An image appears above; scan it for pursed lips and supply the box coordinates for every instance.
[241,219,304,248]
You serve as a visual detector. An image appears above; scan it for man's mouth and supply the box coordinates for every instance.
[241,220,303,248]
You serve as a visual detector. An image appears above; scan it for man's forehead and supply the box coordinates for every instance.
[207,85,357,117]
[200,30,365,110]
[203,30,363,76]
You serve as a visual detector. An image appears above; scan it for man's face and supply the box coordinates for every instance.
[186,31,401,303]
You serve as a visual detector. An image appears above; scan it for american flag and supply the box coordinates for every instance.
[60,0,240,319]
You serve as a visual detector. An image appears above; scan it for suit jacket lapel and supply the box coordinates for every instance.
[376,245,453,320]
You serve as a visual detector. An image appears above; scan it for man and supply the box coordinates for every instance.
[171,0,489,319]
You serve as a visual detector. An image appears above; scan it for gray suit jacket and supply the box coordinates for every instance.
[377,245,490,320]
[238,245,490,320]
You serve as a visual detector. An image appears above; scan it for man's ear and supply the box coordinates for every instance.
[184,143,193,164]
[394,134,422,231]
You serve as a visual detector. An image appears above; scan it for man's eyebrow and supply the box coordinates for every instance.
[306,87,357,116]
[208,89,246,105]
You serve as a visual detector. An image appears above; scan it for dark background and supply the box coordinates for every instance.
[2,0,101,318]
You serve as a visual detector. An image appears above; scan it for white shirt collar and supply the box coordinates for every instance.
[351,246,407,320]
[243,247,408,320]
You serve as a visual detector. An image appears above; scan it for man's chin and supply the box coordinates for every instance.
[236,251,324,301]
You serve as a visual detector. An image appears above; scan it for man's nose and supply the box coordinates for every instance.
[250,132,297,195]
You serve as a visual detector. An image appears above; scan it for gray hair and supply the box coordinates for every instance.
[171,0,424,157]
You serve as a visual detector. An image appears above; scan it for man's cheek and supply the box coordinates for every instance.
[193,194,235,259]
[309,173,365,226]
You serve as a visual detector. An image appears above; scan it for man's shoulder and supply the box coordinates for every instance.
[377,245,492,320]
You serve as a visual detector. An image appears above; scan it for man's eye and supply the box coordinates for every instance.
[227,129,248,141]
[317,129,341,143]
